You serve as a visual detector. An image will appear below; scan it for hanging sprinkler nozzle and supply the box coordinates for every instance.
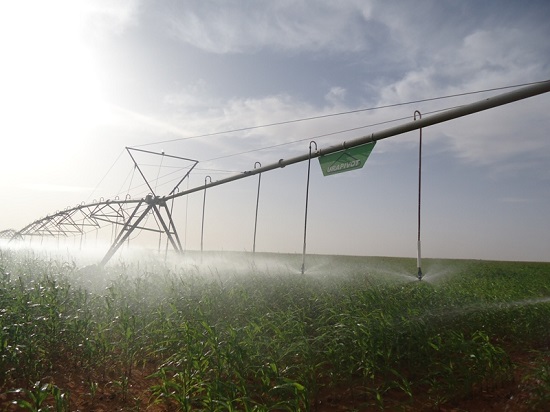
[417,267,423,281]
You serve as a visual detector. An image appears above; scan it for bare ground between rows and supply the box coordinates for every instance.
[1,348,548,411]
[316,349,548,411]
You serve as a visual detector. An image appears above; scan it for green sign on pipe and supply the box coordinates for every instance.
[318,142,376,176]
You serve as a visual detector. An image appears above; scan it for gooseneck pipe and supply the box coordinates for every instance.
[414,110,423,280]
[301,141,317,274]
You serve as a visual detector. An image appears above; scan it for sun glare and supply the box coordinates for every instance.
[0,1,107,172]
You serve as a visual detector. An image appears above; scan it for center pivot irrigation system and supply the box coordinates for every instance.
[4,81,550,278]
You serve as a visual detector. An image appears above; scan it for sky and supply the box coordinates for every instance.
[1,0,549,262]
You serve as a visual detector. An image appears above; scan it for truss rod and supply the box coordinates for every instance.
[152,203,183,253]
[99,199,150,266]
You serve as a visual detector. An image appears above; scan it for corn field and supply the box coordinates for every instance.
[1,248,549,411]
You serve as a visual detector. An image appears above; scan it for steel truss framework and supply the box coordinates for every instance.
[3,80,550,266]
[0,229,23,241]
[7,148,198,266]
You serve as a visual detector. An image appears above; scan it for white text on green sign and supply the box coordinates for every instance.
[318,142,376,176]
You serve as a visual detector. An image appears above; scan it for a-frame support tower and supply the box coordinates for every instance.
[99,148,198,266]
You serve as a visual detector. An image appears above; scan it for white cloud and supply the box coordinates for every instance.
[163,92,321,154]
[446,93,550,167]
[163,79,218,111]
[81,0,141,36]
[369,12,550,170]
[325,87,347,105]
[164,0,373,54]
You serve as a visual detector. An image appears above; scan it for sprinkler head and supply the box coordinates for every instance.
[417,267,423,281]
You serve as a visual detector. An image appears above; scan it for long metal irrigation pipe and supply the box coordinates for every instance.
[165,80,550,202]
